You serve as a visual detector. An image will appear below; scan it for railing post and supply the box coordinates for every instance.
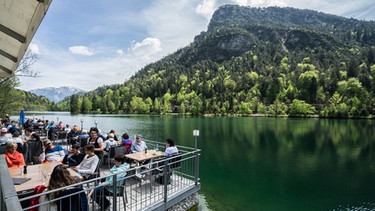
[163,159,168,204]
[193,130,199,185]
[112,174,117,210]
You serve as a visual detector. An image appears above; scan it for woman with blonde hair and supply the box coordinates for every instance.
[4,142,25,168]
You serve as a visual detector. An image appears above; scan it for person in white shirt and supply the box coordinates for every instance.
[73,145,99,175]
[21,128,34,142]
[0,128,10,145]
[130,134,147,153]
[104,133,118,152]
[164,139,178,157]
[39,139,66,163]
[8,132,23,145]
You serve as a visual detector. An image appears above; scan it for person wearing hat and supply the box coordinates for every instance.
[0,128,9,145]
[39,139,66,163]
[130,134,147,153]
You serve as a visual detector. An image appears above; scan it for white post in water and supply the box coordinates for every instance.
[193,129,199,185]
[94,120,98,128]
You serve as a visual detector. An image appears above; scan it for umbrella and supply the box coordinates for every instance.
[19,109,25,125]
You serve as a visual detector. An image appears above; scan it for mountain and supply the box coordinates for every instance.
[29,86,85,103]
[57,5,375,117]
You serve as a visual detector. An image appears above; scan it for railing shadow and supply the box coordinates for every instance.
[1,145,201,211]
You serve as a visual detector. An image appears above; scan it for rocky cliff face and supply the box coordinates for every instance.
[187,5,375,64]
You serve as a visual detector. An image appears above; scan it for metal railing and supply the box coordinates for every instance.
[0,143,201,211]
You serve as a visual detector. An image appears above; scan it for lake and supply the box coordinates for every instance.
[12,112,375,210]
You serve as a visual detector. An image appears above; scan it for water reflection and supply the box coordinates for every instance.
[17,113,375,210]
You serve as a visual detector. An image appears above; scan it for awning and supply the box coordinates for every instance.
[0,0,53,77]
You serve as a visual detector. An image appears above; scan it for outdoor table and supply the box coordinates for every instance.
[125,150,164,177]
[9,162,80,193]
[125,150,164,162]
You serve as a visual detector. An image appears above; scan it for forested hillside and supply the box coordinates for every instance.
[56,5,375,118]
[0,76,53,115]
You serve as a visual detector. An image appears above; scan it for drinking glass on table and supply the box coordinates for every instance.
[39,165,47,181]
[19,166,23,176]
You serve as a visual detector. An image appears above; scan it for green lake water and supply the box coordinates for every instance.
[17,112,375,210]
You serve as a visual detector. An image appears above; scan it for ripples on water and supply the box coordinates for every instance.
[197,194,211,211]
[333,202,375,211]
[15,113,375,210]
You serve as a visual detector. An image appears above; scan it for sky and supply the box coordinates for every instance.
[19,0,375,92]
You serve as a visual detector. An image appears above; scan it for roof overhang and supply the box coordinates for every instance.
[0,0,53,78]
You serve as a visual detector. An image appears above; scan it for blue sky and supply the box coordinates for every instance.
[19,0,375,91]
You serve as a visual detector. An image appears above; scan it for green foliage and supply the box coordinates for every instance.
[48,5,375,118]
[0,77,53,115]
[0,77,22,115]
[289,99,316,117]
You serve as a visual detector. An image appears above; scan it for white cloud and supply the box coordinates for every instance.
[196,0,217,20]
[116,49,124,55]
[68,46,94,56]
[230,0,287,7]
[130,37,162,56]
[18,0,375,92]
[28,43,41,54]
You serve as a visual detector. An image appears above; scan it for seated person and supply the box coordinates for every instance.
[164,138,179,157]
[7,120,19,135]
[0,128,10,145]
[91,155,129,210]
[30,133,41,142]
[64,124,71,133]
[121,133,132,151]
[22,128,34,142]
[67,125,80,145]
[39,139,66,163]
[102,133,118,164]
[87,127,104,158]
[39,164,83,211]
[107,129,119,142]
[130,134,147,153]
[77,130,89,147]
[56,121,64,130]
[62,144,85,167]
[104,133,118,153]
[73,145,99,175]
[8,131,23,145]
[4,142,25,168]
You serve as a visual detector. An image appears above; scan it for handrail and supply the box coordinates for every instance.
[1,146,201,211]
[0,155,23,211]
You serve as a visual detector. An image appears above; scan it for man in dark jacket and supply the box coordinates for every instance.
[62,144,85,167]
[67,125,80,145]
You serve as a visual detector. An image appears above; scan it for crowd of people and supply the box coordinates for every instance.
[1,114,180,210]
